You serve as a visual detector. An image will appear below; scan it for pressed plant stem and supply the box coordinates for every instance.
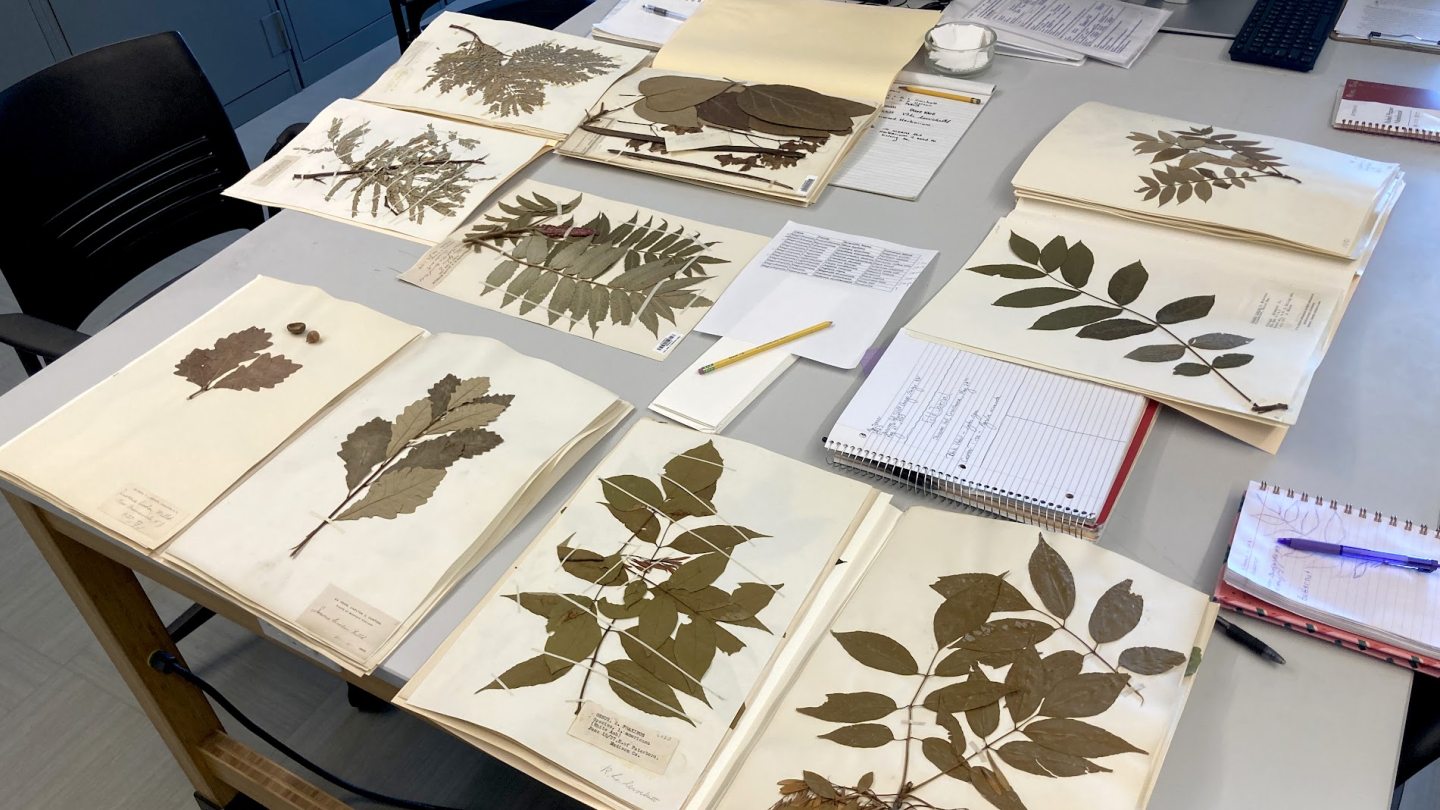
[573,519,668,713]
[892,648,944,804]
[289,436,417,558]
[605,149,797,190]
[578,123,805,158]
[293,157,488,182]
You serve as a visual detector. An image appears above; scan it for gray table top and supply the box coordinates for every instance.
[4,3,1437,808]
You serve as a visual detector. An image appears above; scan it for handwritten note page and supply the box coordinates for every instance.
[1226,481,1440,656]
[833,84,991,201]
[947,0,1170,67]
[830,332,1147,518]
[697,222,936,368]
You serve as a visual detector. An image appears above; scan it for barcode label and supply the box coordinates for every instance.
[800,175,818,194]
[654,332,683,354]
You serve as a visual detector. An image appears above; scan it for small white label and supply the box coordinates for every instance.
[295,584,401,660]
[99,485,186,539]
[568,701,679,775]
[654,332,683,354]
[253,154,300,188]
[663,130,740,152]
[799,175,819,194]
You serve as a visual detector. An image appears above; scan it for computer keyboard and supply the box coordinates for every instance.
[1228,0,1345,72]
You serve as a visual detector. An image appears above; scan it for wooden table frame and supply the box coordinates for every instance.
[5,491,390,810]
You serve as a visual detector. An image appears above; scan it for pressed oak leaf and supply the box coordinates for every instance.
[175,327,300,399]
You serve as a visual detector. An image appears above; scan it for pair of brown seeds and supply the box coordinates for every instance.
[286,322,321,343]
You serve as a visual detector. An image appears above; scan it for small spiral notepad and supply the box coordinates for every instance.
[824,332,1155,539]
[1332,79,1440,144]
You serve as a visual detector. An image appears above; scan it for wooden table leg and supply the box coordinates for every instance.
[5,492,239,807]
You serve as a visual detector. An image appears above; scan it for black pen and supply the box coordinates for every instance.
[1216,614,1286,665]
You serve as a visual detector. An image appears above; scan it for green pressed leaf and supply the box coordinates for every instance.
[1059,241,1094,287]
[923,679,1013,714]
[817,723,893,748]
[797,691,898,723]
[1039,236,1067,272]
[480,654,574,691]
[922,737,969,780]
[335,466,445,521]
[1040,673,1131,718]
[831,631,918,675]
[1003,645,1046,724]
[619,635,708,706]
[857,771,875,792]
[1008,232,1041,264]
[636,594,680,646]
[660,441,723,517]
[1185,646,1203,676]
[543,610,602,673]
[965,666,1003,737]
[934,575,1000,646]
[1030,535,1076,619]
[954,618,1056,652]
[936,647,1016,676]
[600,474,663,513]
[938,711,967,754]
[607,503,659,544]
[667,553,727,592]
[1155,295,1215,324]
[425,395,512,434]
[605,659,693,724]
[338,417,392,490]
[731,582,780,624]
[1126,344,1186,362]
[668,525,767,554]
[993,288,1082,308]
[484,259,519,292]
[971,766,1025,810]
[932,574,1032,612]
[997,741,1111,777]
[1212,353,1253,369]
[1089,579,1143,644]
[1030,306,1123,331]
[1118,646,1188,675]
[1025,717,1145,757]
[1076,319,1156,341]
[1172,362,1211,377]
[970,263,1046,279]
[673,619,717,680]
[1107,261,1148,306]
[504,592,595,622]
[1188,332,1252,350]
[557,539,626,586]
[802,771,837,799]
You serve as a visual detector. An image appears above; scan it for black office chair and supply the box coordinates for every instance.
[1398,674,1440,792]
[0,31,262,376]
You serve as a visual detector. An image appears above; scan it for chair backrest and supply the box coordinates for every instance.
[0,32,261,330]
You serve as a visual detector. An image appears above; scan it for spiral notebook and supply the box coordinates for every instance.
[1332,79,1440,143]
[824,332,1156,539]
[1220,480,1440,673]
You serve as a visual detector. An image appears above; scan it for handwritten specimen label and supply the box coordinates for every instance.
[296,584,400,660]
[568,701,679,775]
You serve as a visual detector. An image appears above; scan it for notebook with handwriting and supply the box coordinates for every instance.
[824,332,1156,539]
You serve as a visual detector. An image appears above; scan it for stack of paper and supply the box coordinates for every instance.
[942,0,1171,68]
[591,0,699,49]
[649,338,795,432]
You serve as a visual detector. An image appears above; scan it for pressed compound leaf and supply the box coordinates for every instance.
[1029,536,1075,619]
[334,466,445,521]
[338,417,392,490]
[831,631,918,675]
[1089,579,1143,644]
[543,610,602,674]
[817,723,893,748]
[1118,646,1188,675]
[797,692,898,723]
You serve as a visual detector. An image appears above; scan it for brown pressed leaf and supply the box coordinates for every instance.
[933,574,1032,611]
[480,653,574,691]
[1008,232,1041,264]
[936,647,1016,676]
[694,91,752,129]
[634,98,701,128]
[997,741,1111,777]
[543,610,602,673]
[1004,645,1047,724]
[557,539,626,586]
[817,723,893,748]
[425,393,512,434]
[338,417,392,490]
[427,373,461,420]
[1042,650,1084,688]
[736,84,868,131]
[334,466,445,521]
[386,397,434,457]
[1089,579,1143,644]
[923,678,1013,714]
[937,710,967,752]
[210,352,301,393]
[971,766,1027,810]
[1212,352,1253,369]
[175,326,274,390]
[965,666,1003,737]
[667,553,727,592]
[674,618,717,680]
[638,75,734,111]
[607,503,660,543]
[1029,535,1075,619]
[395,428,502,473]
[660,441,723,517]
[1023,717,1146,757]
[503,592,595,623]
[778,778,807,795]
[620,635,708,706]
[668,525,767,554]
[922,737,969,780]
[636,594,679,646]
[797,692,898,723]
[1118,646,1188,675]
[831,631,918,675]
[952,618,1055,652]
[1040,673,1131,718]
[802,771,838,799]
[605,659,693,724]
[730,582,780,629]
[934,574,999,645]
[601,474,664,513]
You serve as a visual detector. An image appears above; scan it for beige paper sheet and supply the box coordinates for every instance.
[0,276,423,551]
[714,507,1215,810]
[652,0,939,103]
[398,180,767,360]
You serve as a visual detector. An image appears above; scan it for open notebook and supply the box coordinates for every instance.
[825,333,1156,540]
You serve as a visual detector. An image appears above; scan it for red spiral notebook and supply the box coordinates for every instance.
[1332,79,1440,143]
[1216,481,1440,677]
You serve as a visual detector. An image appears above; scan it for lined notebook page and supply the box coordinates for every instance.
[832,84,991,200]
[1226,481,1440,656]
[827,332,1147,518]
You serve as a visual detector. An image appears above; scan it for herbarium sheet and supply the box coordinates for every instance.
[359,12,647,140]
[163,332,629,673]
[907,200,1358,430]
[223,98,549,244]
[398,420,885,809]
[399,180,767,359]
[0,276,422,551]
[715,507,1215,810]
[1012,102,1404,259]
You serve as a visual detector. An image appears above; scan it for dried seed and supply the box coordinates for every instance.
[287,322,306,335]
[306,330,321,344]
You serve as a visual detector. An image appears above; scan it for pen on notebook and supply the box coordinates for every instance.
[697,321,833,375]
[901,85,983,105]
[641,4,691,19]
[1277,537,1440,573]
[1216,615,1286,665]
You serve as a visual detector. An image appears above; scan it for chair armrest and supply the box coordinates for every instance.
[0,313,88,361]
[264,122,309,162]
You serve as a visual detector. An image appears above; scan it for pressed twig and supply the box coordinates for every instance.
[606,149,796,189]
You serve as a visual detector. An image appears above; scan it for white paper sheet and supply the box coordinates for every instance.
[649,338,795,433]
[697,223,935,369]
[832,84,992,201]
[1334,0,1440,45]
[592,0,700,49]
[945,0,1170,68]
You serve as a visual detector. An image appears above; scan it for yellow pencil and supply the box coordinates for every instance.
[698,321,833,375]
[901,85,983,105]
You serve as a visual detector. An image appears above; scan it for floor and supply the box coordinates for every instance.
[1,16,1438,810]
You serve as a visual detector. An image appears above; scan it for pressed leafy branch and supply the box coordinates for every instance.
[461,191,728,337]
[481,441,782,727]
[288,373,511,557]
[175,326,301,399]
[295,117,491,225]
[423,24,621,117]
[1127,125,1301,206]
[775,534,1192,810]
[968,232,1287,414]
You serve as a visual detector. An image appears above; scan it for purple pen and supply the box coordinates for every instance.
[1277,537,1440,573]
